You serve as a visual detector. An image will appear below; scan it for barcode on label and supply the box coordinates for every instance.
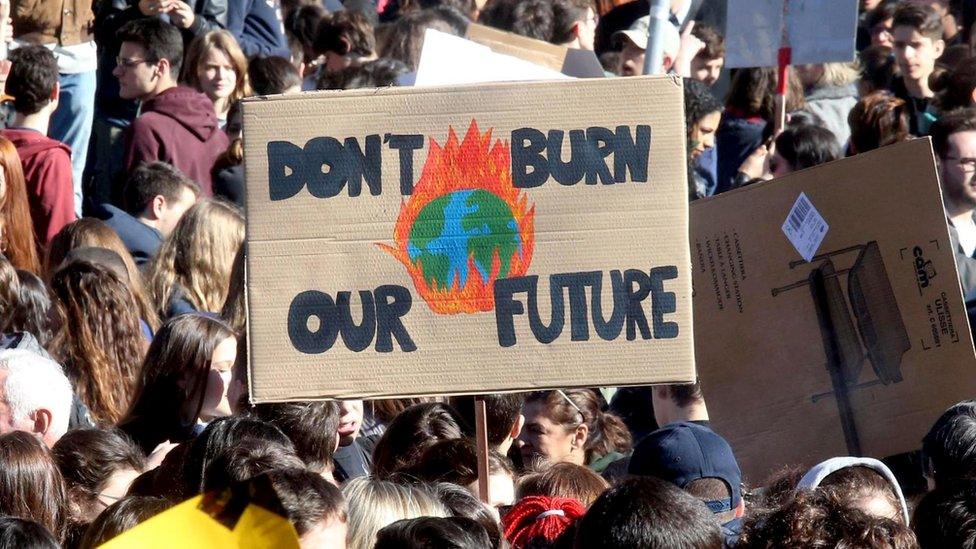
[788,195,812,232]
[781,192,828,263]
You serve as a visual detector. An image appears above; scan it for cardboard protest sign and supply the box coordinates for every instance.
[466,23,605,78]
[691,139,976,481]
[242,76,694,402]
[725,0,859,68]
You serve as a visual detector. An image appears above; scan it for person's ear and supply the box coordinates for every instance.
[338,36,352,56]
[31,408,53,437]
[934,38,945,58]
[156,58,171,80]
[663,54,675,73]
[50,81,60,102]
[151,194,166,219]
[735,498,745,518]
[572,423,589,450]
[510,414,525,440]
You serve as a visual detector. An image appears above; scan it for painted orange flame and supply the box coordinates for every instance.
[378,121,535,315]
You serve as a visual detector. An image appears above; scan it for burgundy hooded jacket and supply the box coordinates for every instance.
[1,128,75,246]
[124,86,229,195]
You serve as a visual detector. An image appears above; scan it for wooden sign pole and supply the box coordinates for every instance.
[475,397,491,505]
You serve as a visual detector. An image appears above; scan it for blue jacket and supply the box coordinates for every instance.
[228,0,290,58]
[92,203,163,268]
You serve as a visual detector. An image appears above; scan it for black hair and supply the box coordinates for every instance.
[254,468,347,536]
[511,0,554,41]
[913,477,976,548]
[78,496,172,549]
[371,402,466,477]
[7,46,59,115]
[930,107,976,159]
[182,417,295,497]
[866,0,900,32]
[201,441,305,493]
[684,78,722,135]
[248,56,303,96]
[774,123,840,172]
[250,401,340,473]
[573,476,723,549]
[381,8,467,71]
[0,517,59,549]
[858,46,897,95]
[52,429,146,513]
[122,161,200,216]
[449,393,525,447]
[375,516,492,549]
[479,0,517,34]
[315,11,376,57]
[407,438,514,487]
[9,269,52,347]
[892,3,944,42]
[341,58,410,90]
[922,400,976,487]
[116,18,185,76]
[550,0,591,45]
[285,2,327,61]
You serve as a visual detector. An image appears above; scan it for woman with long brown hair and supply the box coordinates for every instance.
[119,314,240,453]
[49,260,148,425]
[0,431,70,543]
[0,136,40,273]
[181,30,251,129]
[46,218,160,332]
[147,199,244,319]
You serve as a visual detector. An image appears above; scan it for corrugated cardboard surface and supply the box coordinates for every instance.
[691,139,976,482]
[243,76,695,402]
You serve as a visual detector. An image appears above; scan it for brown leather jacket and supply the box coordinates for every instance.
[11,0,94,46]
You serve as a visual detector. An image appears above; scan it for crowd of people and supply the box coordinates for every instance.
[0,0,975,547]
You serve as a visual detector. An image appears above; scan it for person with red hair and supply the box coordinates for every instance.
[502,495,586,548]
[0,136,40,273]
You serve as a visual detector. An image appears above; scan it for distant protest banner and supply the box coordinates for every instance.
[691,139,976,482]
[242,77,695,402]
[725,0,859,68]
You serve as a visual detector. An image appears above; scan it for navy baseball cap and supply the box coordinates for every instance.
[628,422,742,513]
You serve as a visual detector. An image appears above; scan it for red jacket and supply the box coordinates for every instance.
[1,128,75,246]
[124,86,229,196]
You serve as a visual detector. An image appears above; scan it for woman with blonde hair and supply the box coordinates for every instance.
[147,199,244,319]
[50,260,147,425]
[46,218,160,333]
[0,136,40,273]
[343,477,449,549]
[182,30,251,129]
[795,62,860,148]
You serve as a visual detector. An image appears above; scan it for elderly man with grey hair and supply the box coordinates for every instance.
[0,349,73,447]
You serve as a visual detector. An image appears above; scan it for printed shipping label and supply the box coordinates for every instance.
[782,192,828,262]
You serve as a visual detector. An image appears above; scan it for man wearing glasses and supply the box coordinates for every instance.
[931,108,976,305]
[114,18,228,195]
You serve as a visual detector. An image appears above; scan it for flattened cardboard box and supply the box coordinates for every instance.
[691,139,976,481]
[242,76,694,402]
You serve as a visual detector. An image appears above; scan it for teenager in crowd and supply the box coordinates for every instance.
[181,31,250,129]
[45,218,160,335]
[119,314,240,453]
[146,198,244,319]
[0,432,69,544]
[1,46,75,246]
[891,3,945,135]
[518,390,631,474]
[49,259,147,425]
[116,19,229,195]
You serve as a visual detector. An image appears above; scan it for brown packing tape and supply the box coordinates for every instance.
[242,76,694,402]
[690,138,976,482]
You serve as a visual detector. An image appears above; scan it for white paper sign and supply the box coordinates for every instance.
[415,29,569,87]
[782,192,828,262]
[725,0,858,69]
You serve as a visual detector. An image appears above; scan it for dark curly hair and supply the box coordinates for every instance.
[684,78,722,136]
[50,261,147,425]
[738,491,917,548]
